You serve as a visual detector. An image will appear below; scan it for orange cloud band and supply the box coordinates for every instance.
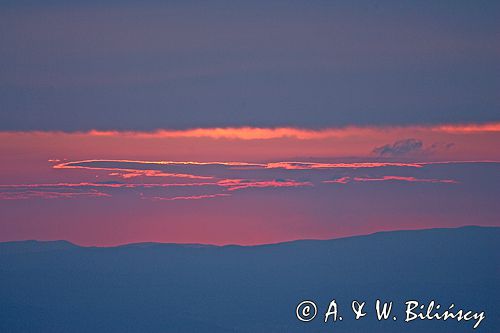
[3,121,500,140]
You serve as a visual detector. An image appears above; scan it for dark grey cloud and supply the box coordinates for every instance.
[0,1,499,130]
[373,139,457,157]
[429,142,456,151]
[372,138,423,157]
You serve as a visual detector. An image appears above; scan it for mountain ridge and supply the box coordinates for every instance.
[1,225,498,332]
[0,225,496,250]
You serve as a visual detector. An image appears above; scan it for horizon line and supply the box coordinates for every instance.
[1,225,496,249]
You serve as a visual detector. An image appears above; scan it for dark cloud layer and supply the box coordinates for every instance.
[1,1,499,130]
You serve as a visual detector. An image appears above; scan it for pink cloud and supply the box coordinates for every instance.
[0,178,312,201]
[324,176,458,185]
[147,193,231,201]
[0,190,110,200]
[217,179,312,191]
[323,176,351,184]
[108,170,212,180]
[266,161,423,170]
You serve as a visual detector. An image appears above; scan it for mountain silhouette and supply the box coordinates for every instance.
[0,226,498,332]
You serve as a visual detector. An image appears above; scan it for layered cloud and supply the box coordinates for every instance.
[0,176,313,201]
[1,126,499,245]
[1,122,499,206]
[0,158,482,202]
[2,122,499,169]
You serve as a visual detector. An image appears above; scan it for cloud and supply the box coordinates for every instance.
[53,159,423,178]
[108,170,212,180]
[372,138,423,157]
[265,161,422,169]
[0,188,110,200]
[1,0,499,133]
[53,160,262,179]
[11,122,500,140]
[324,176,457,185]
[217,179,312,191]
[353,176,457,184]
[0,182,215,190]
[432,123,500,134]
[0,177,312,201]
[0,183,216,200]
[428,142,456,152]
[373,138,459,158]
[4,159,495,201]
[147,194,231,201]
[323,176,350,184]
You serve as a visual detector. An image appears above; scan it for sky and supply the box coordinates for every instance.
[1,0,499,245]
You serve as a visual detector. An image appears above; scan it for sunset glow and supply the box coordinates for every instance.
[1,123,499,245]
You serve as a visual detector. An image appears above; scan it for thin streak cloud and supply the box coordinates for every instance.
[54,159,424,173]
[148,194,231,201]
[0,190,110,200]
[217,179,312,191]
[324,176,458,185]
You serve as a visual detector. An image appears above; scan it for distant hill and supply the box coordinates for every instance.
[0,226,498,332]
